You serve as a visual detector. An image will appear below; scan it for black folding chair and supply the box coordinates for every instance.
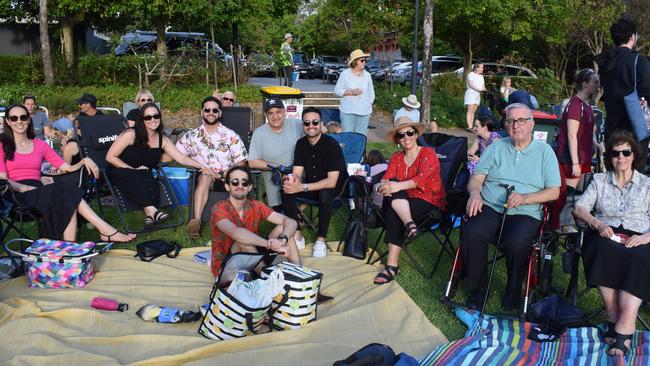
[368,132,468,278]
[76,115,185,233]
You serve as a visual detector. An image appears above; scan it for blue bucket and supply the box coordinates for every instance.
[162,167,191,206]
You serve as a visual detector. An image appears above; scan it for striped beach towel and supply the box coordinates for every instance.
[421,308,650,365]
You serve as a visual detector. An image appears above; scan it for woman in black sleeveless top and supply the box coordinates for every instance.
[106,103,216,226]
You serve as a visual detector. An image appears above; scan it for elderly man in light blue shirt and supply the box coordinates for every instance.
[461,103,561,311]
[334,49,375,135]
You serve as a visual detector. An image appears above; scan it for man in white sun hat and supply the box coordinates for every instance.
[394,94,421,126]
[279,33,294,87]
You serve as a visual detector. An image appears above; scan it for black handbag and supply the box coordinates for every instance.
[135,240,181,262]
[342,218,367,260]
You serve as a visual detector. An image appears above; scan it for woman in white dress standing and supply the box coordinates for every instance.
[464,62,486,132]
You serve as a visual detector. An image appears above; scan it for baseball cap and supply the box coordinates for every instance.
[263,98,285,113]
[76,93,97,106]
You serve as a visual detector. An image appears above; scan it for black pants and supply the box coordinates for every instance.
[282,65,293,87]
[460,206,540,304]
[107,167,160,208]
[383,190,438,247]
[282,188,335,238]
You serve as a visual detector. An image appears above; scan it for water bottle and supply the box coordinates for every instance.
[642,97,650,130]
[91,297,128,312]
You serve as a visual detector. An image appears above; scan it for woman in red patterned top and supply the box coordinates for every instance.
[374,117,444,285]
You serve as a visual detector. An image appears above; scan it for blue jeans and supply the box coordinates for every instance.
[340,112,370,135]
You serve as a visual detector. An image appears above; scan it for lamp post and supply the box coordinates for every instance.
[410,0,420,95]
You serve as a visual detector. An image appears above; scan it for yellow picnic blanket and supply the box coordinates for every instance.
[0,246,447,365]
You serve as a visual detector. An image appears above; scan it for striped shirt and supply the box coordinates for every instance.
[334,68,375,116]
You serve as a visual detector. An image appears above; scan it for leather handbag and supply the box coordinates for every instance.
[342,217,368,260]
[623,54,650,141]
[134,240,181,262]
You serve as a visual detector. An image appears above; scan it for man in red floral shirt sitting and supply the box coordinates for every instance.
[210,166,301,277]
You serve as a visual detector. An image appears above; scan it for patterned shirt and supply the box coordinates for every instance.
[576,170,650,234]
[176,123,247,172]
[210,199,273,277]
[382,147,445,208]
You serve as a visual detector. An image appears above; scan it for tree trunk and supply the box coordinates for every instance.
[61,19,75,68]
[463,33,472,83]
[39,0,53,85]
[421,0,434,130]
[155,15,167,79]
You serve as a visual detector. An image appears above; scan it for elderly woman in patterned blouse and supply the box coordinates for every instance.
[573,130,650,357]
[373,117,445,285]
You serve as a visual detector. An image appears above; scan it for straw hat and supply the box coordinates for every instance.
[347,49,371,66]
[402,94,421,109]
[386,117,425,143]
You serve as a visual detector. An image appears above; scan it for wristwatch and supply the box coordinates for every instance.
[303,184,309,192]
[277,234,289,244]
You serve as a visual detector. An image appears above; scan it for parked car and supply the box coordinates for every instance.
[311,55,346,80]
[453,62,537,79]
[372,60,408,81]
[248,53,275,76]
[115,30,224,58]
[293,52,313,78]
[402,56,467,84]
[364,58,385,76]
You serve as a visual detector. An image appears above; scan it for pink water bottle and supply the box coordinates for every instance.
[91,297,128,312]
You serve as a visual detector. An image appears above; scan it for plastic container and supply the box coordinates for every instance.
[291,71,300,83]
[162,167,191,206]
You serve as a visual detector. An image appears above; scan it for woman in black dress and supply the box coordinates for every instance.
[106,103,215,226]
[573,131,650,357]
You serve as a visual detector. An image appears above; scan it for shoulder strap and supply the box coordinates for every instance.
[633,54,639,91]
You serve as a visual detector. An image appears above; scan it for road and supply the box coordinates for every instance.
[248,76,335,92]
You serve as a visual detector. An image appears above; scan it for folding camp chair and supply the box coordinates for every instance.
[295,132,367,237]
[75,114,185,233]
[368,132,468,278]
[0,179,40,274]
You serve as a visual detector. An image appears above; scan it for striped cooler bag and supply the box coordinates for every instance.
[262,262,322,330]
[199,252,283,341]
[5,238,112,288]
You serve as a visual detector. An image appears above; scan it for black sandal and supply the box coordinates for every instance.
[603,321,616,344]
[153,210,169,224]
[373,264,399,285]
[144,215,155,226]
[404,221,418,239]
[608,330,633,357]
[100,230,134,243]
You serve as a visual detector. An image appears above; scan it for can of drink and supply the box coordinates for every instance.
[284,173,295,183]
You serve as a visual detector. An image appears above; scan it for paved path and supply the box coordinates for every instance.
[249,76,335,92]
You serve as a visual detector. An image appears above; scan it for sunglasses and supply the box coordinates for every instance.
[222,97,235,102]
[6,114,29,122]
[608,149,633,158]
[203,108,221,114]
[303,119,321,127]
[228,178,250,187]
[358,59,366,63]
[142,114,161,121]
[139,98,153,103]
[395,130,417,140]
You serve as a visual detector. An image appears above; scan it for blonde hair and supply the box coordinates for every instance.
[501,76,512,87]
[134,90,154,104]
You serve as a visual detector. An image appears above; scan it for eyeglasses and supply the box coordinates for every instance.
[6,114,29,122]
[203,108,221,114]
[358,59,366,63]
[228,178,250,187]
[505,117,532,126]
[608,149,633,158]
[395,130,417,140]
[303,119,321,127]
[142,114,161,121]
[222,97,235,102]
[139,98,153,103]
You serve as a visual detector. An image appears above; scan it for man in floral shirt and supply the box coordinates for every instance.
[177,96,248,239]
[210,166,300,277]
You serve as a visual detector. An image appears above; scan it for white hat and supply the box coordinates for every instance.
[284,33,293,40]
[402,94,421,109]
[347,49,371,66]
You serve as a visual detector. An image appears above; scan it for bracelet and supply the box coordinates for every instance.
[277,234,288,244]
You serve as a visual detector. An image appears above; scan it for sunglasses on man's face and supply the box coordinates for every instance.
[142,114,161,121]
[222,97,235,102]
[6,114,29,122]
[303,119,321,127]
[139,98,153,103]
[203,108,220,114]
[395,129,417,140]
[228,178,250,187]
[608,149,633,158]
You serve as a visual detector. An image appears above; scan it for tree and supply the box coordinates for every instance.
[421,0,434,130]
[39,0,54,85]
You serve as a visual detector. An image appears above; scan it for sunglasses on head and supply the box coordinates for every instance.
[139,98,153,103]
[6,114,29,122]
[142,114,161,121]
[203,108,220,114]
[608,149,633,158]
[395,130,417,140]
[222,97,235,102]
[303,119,321,127]
[228,178,250,187]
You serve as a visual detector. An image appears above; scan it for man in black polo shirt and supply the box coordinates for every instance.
[282,107,348,258]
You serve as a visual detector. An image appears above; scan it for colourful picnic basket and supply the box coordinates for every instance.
[5,238,112,288]
[261,262,322,330]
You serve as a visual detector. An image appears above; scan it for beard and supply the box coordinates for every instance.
[203,115,220,125]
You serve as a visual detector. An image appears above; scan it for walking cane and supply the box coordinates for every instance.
[480,184,515,318]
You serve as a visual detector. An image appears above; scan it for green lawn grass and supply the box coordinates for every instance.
[4,141,650,342]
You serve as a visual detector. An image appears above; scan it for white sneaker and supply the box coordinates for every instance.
[294,235,306,250]
[312,240,327,258]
